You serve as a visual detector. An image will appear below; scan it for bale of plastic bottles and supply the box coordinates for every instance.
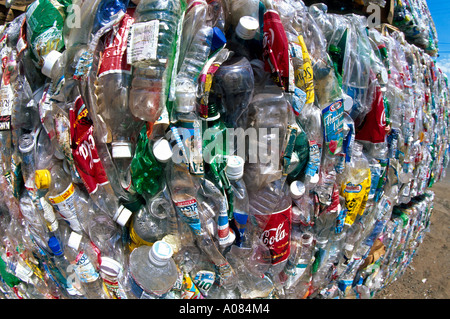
[0,0,448,299]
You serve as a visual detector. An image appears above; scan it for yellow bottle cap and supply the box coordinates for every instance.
[35,170,51,189]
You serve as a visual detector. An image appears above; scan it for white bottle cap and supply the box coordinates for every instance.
[345,243,354,251]
[114,205,132,227]
[112,142,132,158]
[148,240,173,266]
[226,155,245,180]
[42,50,62,78]
[311,173,320,184]
[343,94,354,112]
[290,181,305,199]
[153,138,172,163]
[100,257,123,277]
[68,231,83,250]
[236,16,259,40]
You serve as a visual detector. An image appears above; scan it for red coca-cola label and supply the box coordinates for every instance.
[263,10,290,92]
[258,206,292,265]
[97,8,135,77]
[69,96,109,194]
[355,86,386,143]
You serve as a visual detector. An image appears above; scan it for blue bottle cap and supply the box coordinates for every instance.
[48,236,63,256]
[211,27,227,53]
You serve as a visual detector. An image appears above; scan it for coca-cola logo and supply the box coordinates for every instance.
[261,221,288,248]
[259,206,291,265]
[380,108,386,127]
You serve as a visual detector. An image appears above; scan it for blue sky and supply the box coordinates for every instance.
[427,0,450,76]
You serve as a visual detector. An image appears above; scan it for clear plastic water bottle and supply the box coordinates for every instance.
[177,0,209,70]
[289,180,314,228]
[128,0,183,123]
[166,161,237,289]
[280,231,314,298]
[244,86,290,190]
[47,234,85,298]
[176,24,214,91]
[225,156,251,249]
[128,183,178,250]
[18,133,37,194]
[94,8,143,174]
[128,240,179,298]
[87,212,129,299]
[35,160,87,234]
[65,231,109,299]
[210,55,255,129]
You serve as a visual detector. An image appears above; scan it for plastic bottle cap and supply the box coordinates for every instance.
[100,257,122,277]
[42,50,62,78]
[211,26,227,52]
[343,94,354,112]
[68,231,83,251]
[236,16,259,40]
[112,142,132,158]
[35,169,51,189]
[310,173,319,184]
[226,156,245,180]
[153,138,173,163]
[149,240,173,266]
[48,236,63,256]
[345,244,354,251]
[290,181,305,199]
[114,205,132,227]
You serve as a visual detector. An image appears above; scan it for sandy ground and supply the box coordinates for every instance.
[374,167,450,299]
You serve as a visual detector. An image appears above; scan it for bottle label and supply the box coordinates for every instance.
[127,20,160,65]
[305,140,320,178]
[263,10,291,92]
[322,99,344,155]
[48,183,82,232]
[294,35,315,104]
[69,96,110,194]
[193,270,215,296]
[98,9,134,77]
[258,206,292,265]
[128,219,154,250]
[341,175,371,226]
[0,35,13,131]
[233,211,248,247]
[181,272,203,299]
[173,198,202,235]
[101,274,128,299]
[14,262,33,283]
[128,273,168,299]
[73,251,99,283]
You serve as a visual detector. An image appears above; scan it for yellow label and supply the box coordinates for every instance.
[295,35,315,104]
[128,220,154,251]
[35,169,51,189]
[48,183,75,205]
[341,174,371,226]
